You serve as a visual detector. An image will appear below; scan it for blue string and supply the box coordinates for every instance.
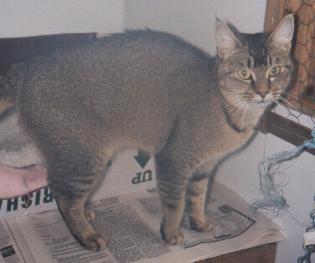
[303,128,315,149]
[251,127,315,215]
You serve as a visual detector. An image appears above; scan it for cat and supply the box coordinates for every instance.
[3,14,294,250]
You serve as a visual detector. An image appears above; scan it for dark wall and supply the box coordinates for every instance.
[0,33,96,98]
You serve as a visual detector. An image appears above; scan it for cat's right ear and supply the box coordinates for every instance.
[267,14,295,52]
[215,21,242,59]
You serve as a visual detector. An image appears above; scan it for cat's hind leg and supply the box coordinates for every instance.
[47,143,110,251]
[54,193,106,250]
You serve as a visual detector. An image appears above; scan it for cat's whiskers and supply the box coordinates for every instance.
[271,83,294,109]
[224,99,251,128]
[278,96,297,110]
[224,100,246,117]
[214,98,242,117]
[272,90,282,97]
[240,102,251,128]
[212,100,229,116]
[279,91,289,96]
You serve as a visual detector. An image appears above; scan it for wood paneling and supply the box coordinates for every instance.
[265,0,315,113]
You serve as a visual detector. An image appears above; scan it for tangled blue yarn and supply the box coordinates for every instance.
[251,127,315,215]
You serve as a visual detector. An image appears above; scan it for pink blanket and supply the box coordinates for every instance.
[0,106,47,198]
[0,165,47,198]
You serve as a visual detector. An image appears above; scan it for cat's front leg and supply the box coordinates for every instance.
[186,165,216,232]
[156,153,190,245]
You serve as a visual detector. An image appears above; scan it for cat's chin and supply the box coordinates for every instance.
[251,101,273,109]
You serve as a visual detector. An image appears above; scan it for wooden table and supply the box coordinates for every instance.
[197,243,277,263]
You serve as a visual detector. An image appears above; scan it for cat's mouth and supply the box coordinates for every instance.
[251,94,275,108]
[251,98,274,108]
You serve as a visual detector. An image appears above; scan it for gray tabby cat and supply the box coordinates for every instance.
[11,15,294,250]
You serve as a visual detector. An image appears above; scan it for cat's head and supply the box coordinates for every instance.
[215,14,295,111]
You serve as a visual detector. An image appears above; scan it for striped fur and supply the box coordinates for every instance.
[10,15,294,249]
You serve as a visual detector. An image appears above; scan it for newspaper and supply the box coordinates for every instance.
[0,180,284,263]
[0,122,283,263]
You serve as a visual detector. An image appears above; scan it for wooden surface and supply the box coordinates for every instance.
[259,111,315,155]
[264,0,287,33]
[264,0,315,112]
[197,243,277,263]
[261,0,315,152]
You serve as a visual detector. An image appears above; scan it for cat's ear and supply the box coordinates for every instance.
[268,14,295,52]
[215,21,242,59]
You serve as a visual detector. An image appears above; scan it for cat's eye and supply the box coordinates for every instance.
[268,66,281,77]
[236,69,252,81]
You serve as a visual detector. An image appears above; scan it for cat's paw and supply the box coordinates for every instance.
[79,233,107,251]
[160,225,184,245]
[85,208,96,221]
[190,219,214,232]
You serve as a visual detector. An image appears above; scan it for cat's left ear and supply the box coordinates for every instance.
[268,14,295,52]
[215,21,242,59]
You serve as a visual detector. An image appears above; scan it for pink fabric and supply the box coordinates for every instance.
[0,165,48,198]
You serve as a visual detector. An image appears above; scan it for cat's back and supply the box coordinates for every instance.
[17,30,216,147]
[19,29,215,105]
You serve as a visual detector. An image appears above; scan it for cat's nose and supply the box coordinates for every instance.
[256,80,269,99]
